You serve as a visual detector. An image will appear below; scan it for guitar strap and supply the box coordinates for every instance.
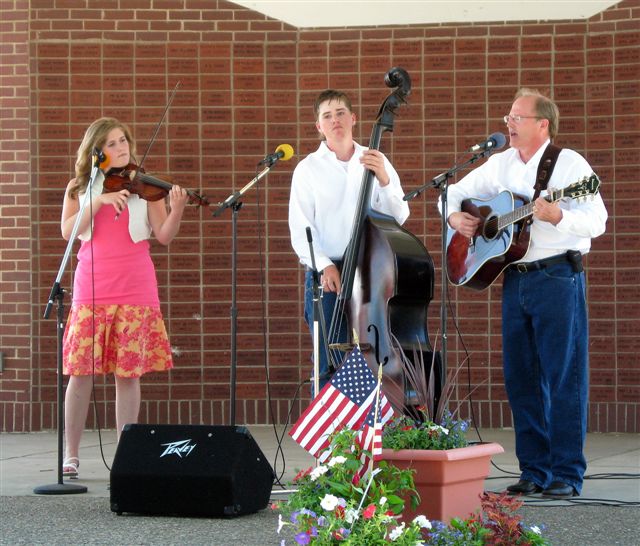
[527,143,562,225]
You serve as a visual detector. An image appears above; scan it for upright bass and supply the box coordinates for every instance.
[327,67,440,412]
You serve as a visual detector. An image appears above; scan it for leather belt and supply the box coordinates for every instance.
[508,252,581,274]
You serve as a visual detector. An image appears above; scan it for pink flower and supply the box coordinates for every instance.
[293,467,312,482]
[363,503,376,519]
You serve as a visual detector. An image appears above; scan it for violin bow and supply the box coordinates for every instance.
[136,80,181,171]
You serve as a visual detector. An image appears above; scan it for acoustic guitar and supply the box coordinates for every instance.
[445,174,601,290]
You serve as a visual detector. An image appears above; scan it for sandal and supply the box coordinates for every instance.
[63,457,79,479]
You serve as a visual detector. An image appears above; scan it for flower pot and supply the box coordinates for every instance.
[381,442,504,523]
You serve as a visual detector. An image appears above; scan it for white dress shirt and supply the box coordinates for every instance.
[289,141,410,272]
[442,140,608,262]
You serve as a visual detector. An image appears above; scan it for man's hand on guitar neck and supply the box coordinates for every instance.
[448,211,481,238]
[533,197,563,225]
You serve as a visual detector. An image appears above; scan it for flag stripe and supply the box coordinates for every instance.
[307,391,374,458]
[290,388,344,442]
[289,346,396,469]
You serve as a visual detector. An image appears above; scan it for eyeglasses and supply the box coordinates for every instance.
[503,114,540,124]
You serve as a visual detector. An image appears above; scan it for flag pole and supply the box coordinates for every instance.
[368,358,385,475]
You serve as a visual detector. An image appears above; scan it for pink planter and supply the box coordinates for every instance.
[381,442,504,523]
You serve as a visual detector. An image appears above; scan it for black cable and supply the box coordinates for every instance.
[438,165,526,480]
[86,184,112,474]
[253,171,287,485]
[584,473,640,479]
[271,378,312,489]
[66,179,112,480]
[252,166,313,489]
[517,496,640,507]
[442,235,640,500]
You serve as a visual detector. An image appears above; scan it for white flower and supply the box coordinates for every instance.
[277,514,285,534]
[379,496,387,506]
[428,424,449,435]
[412,515,432,529]
[389,522,406,541]
[327,455,347,467]
[310,465,328,481]
[345,508,359,523]
[531,525,541,535]
[320,494,340,511]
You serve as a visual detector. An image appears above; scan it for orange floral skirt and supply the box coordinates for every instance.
[63,304,173,377]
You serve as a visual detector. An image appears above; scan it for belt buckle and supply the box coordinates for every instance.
[516,263,528,273]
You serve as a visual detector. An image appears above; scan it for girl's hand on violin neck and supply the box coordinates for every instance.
[101,189,130,216]
[149,186,187,245]
[360,149,390,186]
[168,185,188,213]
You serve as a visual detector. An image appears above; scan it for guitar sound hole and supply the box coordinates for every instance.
[483,215,499,240]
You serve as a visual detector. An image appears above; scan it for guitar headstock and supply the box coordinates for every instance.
[557,173,601,200]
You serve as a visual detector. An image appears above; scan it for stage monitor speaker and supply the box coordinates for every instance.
[110,424,274,517]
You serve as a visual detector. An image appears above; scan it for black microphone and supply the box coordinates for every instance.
[468,132,507,153]
[93,147,107,163]
[259,144,294,166]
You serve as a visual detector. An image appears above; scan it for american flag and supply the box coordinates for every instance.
[358,393,386,460]
[289,346,395,463]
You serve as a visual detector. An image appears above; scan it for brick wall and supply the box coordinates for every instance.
[0,0,638,432]
[0,1,31,431]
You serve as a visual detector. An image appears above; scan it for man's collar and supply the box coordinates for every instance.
[518,138,551,165]
[317,140,361,160]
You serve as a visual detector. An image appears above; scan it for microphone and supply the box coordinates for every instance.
[259,143,294,166]
[468,132,507,153]
[92,148,109,169]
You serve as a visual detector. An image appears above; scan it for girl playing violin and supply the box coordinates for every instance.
[60,117,188,479]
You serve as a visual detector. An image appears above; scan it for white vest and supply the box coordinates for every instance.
[78,170,152,243]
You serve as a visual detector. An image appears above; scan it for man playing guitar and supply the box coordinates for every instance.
[443,88,608,499]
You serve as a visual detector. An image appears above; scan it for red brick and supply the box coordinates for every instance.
[3,0,638,433]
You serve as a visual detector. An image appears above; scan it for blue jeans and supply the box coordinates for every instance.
[502,262,588,494]
[304,270,347,391]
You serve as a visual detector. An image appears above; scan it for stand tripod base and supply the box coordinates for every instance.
[34,482,88,495]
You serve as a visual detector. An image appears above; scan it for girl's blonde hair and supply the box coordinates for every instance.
[68,117,135,199]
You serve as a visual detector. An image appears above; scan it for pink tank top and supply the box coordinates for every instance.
[72,205,160,306]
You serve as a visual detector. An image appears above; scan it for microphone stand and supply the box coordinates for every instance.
[306,230,321,398]
[403,149,493,413]
[35,157,104,495]
[212,161,279,426]
[305,227,332,398]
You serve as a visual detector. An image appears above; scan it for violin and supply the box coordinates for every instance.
[103,163,210,207]
[101,81,208,208]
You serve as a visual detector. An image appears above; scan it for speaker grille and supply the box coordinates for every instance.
[110,424,274,517]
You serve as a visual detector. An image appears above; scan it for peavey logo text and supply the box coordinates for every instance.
[160,439,197,458]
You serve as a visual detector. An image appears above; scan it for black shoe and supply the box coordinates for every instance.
[506,479,543,495]
[542,481,577,499]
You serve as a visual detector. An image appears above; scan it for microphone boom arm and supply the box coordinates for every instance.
[212,164,272,218]
[403,146,496,201]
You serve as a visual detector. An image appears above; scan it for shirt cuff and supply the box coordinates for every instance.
[315,257,334,273]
